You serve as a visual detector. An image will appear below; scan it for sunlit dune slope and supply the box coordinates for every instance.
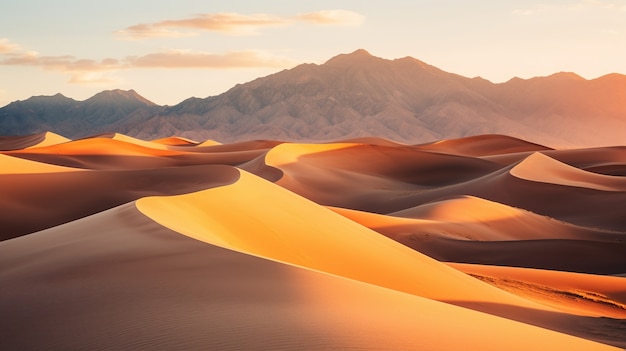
[197,139,222,146]
[0,204,616,351]
[150,136,199,146]
[5,136,268,170]
[97,132,170,150]
[543,147,626,176]
[511,152,626,191]
[136,169,556,310]
[0,164,239,240]
[451,263,626,319]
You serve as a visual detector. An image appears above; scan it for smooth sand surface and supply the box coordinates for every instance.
[134,168,626,346]
[451,263,626,318]
[0,132,69,150]
[1,204,617,350]
[511,152,626,191]
[137,170,555,309]
[6,136,268,170]
[2,133,625,349]
[26,131,70,149]
[266,141,501,213]
[0,164,239,240]
[0,153,83,174]
[415,134,551,156]
[150,136,199,146]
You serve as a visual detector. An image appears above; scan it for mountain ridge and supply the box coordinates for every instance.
[2,49,625,147]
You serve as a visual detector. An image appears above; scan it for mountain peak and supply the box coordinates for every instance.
[324,49,382,66]
[87,89,156,106]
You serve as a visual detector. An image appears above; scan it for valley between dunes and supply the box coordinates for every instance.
[1,131,625,350]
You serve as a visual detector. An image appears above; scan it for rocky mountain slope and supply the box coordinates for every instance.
[2,50,625,147]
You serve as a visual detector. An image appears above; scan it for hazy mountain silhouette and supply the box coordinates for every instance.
[2,50,625,147]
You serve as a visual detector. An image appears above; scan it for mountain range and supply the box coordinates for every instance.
[2,49,625,147]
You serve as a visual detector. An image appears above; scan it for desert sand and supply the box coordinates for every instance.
[1,132,624,350]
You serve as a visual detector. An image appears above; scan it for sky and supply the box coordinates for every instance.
[1,0,625,107]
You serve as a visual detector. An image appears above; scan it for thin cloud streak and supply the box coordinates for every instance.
[128,50,296,68]
[116,10,365,39]
[0,39,296,84]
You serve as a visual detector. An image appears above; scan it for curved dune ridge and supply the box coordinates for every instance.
[265,141,502,213]
[150,136,199,146]
[0,131,69,151]
[511,152,626,191]
[1,132,626,349]
[137,169,551,308]
[0,204,616,351]
[415,134,552,156]
[331,196,622,242]
[5,136,270,170]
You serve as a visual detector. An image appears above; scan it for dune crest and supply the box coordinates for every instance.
[0,203,616,350]
[136,169,561,310]
[511,152,626,191]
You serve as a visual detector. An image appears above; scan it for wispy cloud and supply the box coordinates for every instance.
[116,10,365,39]
[127,50,295,68]
[0,38,21,54]
[0,39,297,84]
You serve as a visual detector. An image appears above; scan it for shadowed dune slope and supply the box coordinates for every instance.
[0,164,239,240]
[0,132,69,151]
[330,201,626,274]
[450,263,626,348]
[415,134,552,156]
[357,155,626,231]
[0,204,617,351]
[0,154,84,174]
[332,196,623,242]
[266,142,501,213]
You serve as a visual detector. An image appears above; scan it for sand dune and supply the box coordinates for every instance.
[415,134,552,156]
[266,141,501,213]
[6,136,269,170]
[134,168,626,347]
[0,153,83,174]
[330,199,626,274]
[137,170,544,308]
[1,204,616,350]
[451,263,626,347]
[511,152,626,191]
[1,133,625,349]
[0,131,69,150]
[0,164,239,240]
[332,196,623,242]
[150,136,199,146]
[452,263,626,318]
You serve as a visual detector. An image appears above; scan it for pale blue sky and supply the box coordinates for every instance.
[1,0,625,106]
